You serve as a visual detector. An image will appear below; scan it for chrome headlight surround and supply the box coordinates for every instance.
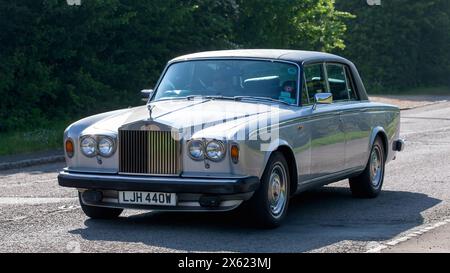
[80,135,117,158]
[187,139,205,161]
[80,136,98,158]
[205,140,226,162]
[98,136,116,157]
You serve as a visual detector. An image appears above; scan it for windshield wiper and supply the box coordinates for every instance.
[154,96,190,102]
[233,96,292,106]
[205,95,235,100]
[185,95,236,101]
[157,95,289,104]
[158,94,206,101]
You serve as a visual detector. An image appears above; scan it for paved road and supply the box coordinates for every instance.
[1,102,450,253]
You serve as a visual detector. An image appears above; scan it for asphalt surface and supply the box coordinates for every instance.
[1,102,450,253]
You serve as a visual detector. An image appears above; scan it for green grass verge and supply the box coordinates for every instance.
[0,121,70,156]
[370,85,450,95]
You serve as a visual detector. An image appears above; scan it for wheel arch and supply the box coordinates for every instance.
[369,127,388,160]
[262,145,298,196]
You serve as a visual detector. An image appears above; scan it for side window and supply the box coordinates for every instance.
[345,66,358,100]
[326,64,349,101]
[304,64,326,102]
[326,63,359,102]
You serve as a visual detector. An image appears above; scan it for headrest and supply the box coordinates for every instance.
[282,80,296,88]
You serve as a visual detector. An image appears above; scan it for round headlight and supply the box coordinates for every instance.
[206,140,225,162]
[188,140,204,160]
[80,136,97,157]
[98,137,115,157]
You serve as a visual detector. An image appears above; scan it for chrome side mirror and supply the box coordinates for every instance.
[141,89,154,102]
[313,92,333,110]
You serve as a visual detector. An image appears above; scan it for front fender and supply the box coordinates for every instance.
[64,108,130,172]
[260,139,293,178]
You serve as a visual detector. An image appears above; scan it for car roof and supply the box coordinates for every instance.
[169,49,348,64]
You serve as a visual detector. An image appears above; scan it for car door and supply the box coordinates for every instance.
[325,63,371,171]
[303,63,345,179]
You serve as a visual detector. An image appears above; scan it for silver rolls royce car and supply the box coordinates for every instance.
[58,49,404,228]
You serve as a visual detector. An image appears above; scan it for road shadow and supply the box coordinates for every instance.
[69,186,441,252]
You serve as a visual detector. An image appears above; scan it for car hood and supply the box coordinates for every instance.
[85,99,288,136]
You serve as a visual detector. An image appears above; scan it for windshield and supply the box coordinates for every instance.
[153,59,299,105]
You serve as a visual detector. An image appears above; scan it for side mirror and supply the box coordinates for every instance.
[313,92,333,110]
[141,89,154,102]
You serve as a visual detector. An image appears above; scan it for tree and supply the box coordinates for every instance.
[336,0,450,92]
[234,0,354,51]
[0,0,353,132]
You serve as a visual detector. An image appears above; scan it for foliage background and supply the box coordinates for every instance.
[0,0,449,135]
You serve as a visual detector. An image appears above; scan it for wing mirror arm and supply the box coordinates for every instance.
[312,93,333,110]
[141,89,154,102]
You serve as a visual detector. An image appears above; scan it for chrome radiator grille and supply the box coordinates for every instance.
[119,130,180,175]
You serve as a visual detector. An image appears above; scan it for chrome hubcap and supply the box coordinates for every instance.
[370,147,382,187]
[268,163,287,217]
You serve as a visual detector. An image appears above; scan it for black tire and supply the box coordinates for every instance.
[78,192,123,219]
[349,137,385,198]
[246,151,290,228]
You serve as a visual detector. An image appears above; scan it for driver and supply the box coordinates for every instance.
[279,81,297,104]
[282,81,296,95]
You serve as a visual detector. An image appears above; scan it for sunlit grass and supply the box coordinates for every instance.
[371,85,450,95]
[0,121,69,156]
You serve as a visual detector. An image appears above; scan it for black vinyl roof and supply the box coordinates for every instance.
[168,49,368,100]
[170,49,348,64]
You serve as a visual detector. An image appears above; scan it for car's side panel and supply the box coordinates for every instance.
[338,102,373,170]
[239,101,400,195]
[308,105,345,179]
[235,107,311,181]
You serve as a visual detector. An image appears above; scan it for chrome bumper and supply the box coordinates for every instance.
[393,139,405,152]
[58,170,259,211]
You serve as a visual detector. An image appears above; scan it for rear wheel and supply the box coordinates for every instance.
[247,152,290,228]
[349,137,385,198]
[78,192,123,219]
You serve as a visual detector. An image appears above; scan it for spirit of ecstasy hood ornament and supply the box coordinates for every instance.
[147,104,155,120]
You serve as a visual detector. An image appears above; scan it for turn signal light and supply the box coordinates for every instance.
[65,139,74,158]
[230,144,239,164]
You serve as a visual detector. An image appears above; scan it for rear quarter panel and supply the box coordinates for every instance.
[343,101,400,168]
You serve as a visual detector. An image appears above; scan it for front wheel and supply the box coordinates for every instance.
[78,192,123,219]
[349,137,385,198]
[246,152,290,228]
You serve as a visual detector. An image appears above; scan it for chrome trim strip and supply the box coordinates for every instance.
[61,170,251,184]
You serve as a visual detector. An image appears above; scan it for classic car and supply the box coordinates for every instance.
[58,49,405,228]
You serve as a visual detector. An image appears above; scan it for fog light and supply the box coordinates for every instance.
[199,196,220,207]
[82,190,103,203]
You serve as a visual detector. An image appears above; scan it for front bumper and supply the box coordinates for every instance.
[58,170,259,211]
